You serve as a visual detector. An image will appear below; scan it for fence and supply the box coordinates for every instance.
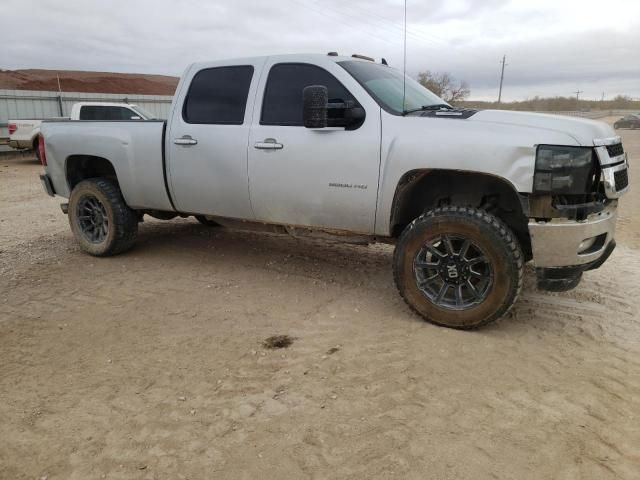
[0,89,173,150]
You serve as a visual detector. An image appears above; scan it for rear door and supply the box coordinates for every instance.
[247,59,381,233]
[166,60,265,217]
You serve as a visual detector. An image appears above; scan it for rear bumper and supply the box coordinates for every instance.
[8,140,32,149]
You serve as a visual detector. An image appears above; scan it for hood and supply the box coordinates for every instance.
[468,110,616,146]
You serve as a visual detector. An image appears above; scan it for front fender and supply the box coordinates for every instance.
[374,114,578,236]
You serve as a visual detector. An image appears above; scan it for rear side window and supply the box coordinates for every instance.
[79,106,141,120]
[183,66,254,124]
[261,63,357,126]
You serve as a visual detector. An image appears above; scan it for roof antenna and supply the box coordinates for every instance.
[402,0,407,113]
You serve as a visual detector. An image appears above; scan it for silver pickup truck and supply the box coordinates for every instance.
[39,53,630,329]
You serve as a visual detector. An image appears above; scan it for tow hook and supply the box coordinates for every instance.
[60,203,69,214]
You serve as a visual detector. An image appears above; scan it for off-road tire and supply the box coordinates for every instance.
[393,206,524,329]
[195,215,220,227]
[68,178,138,256]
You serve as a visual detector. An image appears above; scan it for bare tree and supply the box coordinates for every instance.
[417,70,470,104]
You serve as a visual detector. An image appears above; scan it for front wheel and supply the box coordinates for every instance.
[393,206,524,329]
[68,178,138,256]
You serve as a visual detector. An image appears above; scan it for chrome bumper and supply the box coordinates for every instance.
[528,204,617,268]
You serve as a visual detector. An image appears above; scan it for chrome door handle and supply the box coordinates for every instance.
[174,135,198,146]
[254,138,283,150]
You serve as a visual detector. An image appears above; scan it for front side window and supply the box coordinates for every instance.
[183,65,254,124]
[338,60,446,115]
[261,63,358,126]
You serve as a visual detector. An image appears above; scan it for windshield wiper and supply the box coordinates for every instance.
[402,104,453,116]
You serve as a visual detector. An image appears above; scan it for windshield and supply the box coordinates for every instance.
[131,105,157,120]
[338,60,448,115]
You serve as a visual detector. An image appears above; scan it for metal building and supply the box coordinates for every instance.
[0,89,173,152]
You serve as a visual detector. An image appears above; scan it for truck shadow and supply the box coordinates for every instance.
[133,219,562,333]
[135,219,395,289]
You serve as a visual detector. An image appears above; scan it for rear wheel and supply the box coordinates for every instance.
[393,206,523,329]
[68,178,138,256]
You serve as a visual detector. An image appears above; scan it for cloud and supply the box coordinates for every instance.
[3,0,639,100]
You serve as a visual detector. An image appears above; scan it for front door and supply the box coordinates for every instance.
[167,61,263,218]
[247,60,381,234]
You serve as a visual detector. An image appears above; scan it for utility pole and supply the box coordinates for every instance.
[497,54,507,104]
[56,73,64,116]
[574,89,583,109]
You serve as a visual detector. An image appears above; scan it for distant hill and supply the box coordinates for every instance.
[0,69,179,95]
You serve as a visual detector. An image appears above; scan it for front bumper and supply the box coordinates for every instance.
[536,240,616,291]
[529,203,618,291]
[528,203,617,268]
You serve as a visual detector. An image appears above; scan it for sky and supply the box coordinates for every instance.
[2,0,639,101]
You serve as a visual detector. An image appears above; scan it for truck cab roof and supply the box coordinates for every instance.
[188,53,380,70]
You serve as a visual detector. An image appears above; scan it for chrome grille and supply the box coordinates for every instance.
[606,143,624,158]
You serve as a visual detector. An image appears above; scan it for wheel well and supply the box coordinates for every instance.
[390,170,531,259]
[66,155,118,191]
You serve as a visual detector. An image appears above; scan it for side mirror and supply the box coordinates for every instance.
[303,85,328,128]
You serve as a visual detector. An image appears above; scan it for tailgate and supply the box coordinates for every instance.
[9,120,40,141]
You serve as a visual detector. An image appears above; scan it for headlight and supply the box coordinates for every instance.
[533,145,596,194]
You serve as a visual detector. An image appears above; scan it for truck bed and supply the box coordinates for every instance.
[41,120,173,211]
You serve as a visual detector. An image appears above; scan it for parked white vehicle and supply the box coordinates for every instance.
[38,53,630,329]
[8,102,154,159]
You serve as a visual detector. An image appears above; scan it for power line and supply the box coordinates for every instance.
[290,0,397,46]
[574,89,584,104]
[304,0,449,49]
[314,1,448,47]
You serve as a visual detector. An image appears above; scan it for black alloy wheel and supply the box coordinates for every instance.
[413,234,493,310]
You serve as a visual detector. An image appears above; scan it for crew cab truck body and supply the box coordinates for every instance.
[8,102,154,158]
[38,53,630,329]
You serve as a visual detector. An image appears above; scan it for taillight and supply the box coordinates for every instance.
[38,135,47,166]
[8,123,17,135]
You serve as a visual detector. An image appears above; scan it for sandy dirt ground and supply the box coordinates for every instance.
[1,118,639,479]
